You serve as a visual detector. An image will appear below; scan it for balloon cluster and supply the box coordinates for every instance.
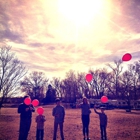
[24,97,44,115]
[24,97,39,106]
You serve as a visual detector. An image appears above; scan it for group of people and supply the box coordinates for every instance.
[18,95,108,140]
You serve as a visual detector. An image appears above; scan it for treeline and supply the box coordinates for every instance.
[21,59,140,104]
[0,46,140,108]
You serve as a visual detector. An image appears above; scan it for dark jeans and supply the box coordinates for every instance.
[36,129,44,140]
[53,122,64,140]
[100,125,107,140]
[82,115,90,137]
[18,118,31,140]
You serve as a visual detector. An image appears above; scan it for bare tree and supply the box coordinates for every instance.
[0,46,27,109]
[119,69,137,112]
[127,62,140,100]
[77,72,88,98]
[106,60,123,99]
[119,71,132,99]
[50,77,62,97]
[20,71,49,101]
[61,70,78,102]
[89,68,109,98]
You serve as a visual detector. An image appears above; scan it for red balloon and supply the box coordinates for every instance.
[101,96,108,103]
[86,74,93,82]
[122,53,132,61]
[24,97,31,105]
[37,107,44,115]
[32,99,39,107]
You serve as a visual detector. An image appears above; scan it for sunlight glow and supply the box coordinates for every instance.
[58,0,105,26]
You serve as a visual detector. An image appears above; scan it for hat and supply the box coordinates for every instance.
[23,95,30,100]
[100,107,106,109]
[55,98,60,102]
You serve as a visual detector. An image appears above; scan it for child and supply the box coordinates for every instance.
[36,107,46,140]
[94,106,107,140]
[77,97,91,140]
[52,98,65,140]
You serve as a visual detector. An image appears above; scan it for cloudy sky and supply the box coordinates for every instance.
[0,0,140,78]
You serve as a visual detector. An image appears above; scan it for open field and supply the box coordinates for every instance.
[0,106,140,140]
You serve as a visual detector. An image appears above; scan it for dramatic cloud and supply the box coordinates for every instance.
[0,0,140,78]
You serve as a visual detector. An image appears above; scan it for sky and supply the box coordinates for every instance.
[0,0,140,79]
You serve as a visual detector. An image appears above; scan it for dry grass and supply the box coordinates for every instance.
[0,105,140,140]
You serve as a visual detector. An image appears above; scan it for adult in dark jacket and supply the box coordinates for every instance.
[18,95,35,140]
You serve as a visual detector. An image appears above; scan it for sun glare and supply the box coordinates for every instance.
[58,0,105,26]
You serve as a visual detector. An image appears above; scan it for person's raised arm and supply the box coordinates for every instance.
[76,102,82,108]
[94,105,100,114]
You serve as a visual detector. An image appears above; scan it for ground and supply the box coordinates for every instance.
[0,105,140,140]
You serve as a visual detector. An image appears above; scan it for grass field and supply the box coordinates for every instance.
[0,105,140,140]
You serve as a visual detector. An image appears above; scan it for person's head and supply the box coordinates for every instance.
[37,107,44,115]
[23,95,31,105]
[55,98,60,106]
[83,97,88,104]
[23,95,30,100]
[100,107,105,113]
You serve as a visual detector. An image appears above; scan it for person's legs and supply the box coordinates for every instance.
[36,129,40,140]
[100,125,104,140]
[41,129,44,140]
[85,115,90,139]
[25,119,32,140]
[83,127,86,139]
[59,123,64,140]
[18,119,26,140]
[82,115,86,138]
[53,122,58,140]
[103,126,107,140]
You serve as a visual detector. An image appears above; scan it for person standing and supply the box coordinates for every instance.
[18,95,35,140]
[52,98,65,140]
[94,106,108,140]
[36,111,46,140]
[78,97,91,140]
